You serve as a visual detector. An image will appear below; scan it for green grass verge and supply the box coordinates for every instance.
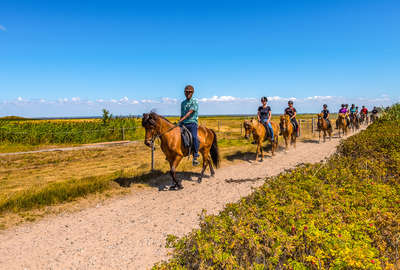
[153,105,400,269]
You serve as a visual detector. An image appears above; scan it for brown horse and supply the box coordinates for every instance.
[142,112,220,190]
[280,115,297,150]
[243,119,279,161]
[317,113,332,143]
[370,113,378,123]
[349,113,359,132]
[336,113,348,138]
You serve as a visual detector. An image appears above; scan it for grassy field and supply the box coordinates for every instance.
[0,114,329,228]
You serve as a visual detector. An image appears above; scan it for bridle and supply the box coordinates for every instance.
[144,118,179,146]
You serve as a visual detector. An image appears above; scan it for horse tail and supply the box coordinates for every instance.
[210,129,220,168]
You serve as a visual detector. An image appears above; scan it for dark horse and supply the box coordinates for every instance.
[142,112,220,190]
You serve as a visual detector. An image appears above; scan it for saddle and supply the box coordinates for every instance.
[180,125,195,156]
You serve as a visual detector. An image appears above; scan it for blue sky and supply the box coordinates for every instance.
[0,0,399,117]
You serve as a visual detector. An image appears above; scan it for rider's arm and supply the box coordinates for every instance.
[179,110,194,123]
[257,111,261,121]
[291,110,297,119]
[327,112,330,119]
[267,110,271,122]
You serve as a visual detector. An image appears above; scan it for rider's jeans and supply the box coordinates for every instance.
[183,122,199,158]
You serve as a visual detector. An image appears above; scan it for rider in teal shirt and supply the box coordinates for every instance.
[179,85,200,166]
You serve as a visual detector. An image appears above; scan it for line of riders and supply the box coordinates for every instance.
[142,85,379,190]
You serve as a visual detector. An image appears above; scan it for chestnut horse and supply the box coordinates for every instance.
[280,115,297,150]
[142,112,220,190]
[317,113,332,143]
[243,119,279,161]
[336,113,348,138]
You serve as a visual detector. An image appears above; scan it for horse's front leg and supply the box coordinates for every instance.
[284,135,289,151]
[169,155,183,190]
[319,130,321,143]
[259,140,264,161]
[255,140,260,161]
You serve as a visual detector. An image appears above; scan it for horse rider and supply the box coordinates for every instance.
[350,104,357,122]
[321,104,331,128]
[258,97,274,142]
[178,85,200,166]
[284,100,299,136]
[361,105,368,121]
[372,106,378,115]
[337,104,347,128]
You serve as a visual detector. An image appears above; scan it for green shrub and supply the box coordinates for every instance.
[154,105,400,269]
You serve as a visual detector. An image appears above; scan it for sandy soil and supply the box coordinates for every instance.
[0,131,360,270]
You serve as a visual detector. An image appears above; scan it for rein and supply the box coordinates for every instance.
[150,123,179,144]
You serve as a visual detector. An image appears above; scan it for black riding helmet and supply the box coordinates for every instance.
[323,104,327,108]
[288,100,294,105]
[261,96,268,102]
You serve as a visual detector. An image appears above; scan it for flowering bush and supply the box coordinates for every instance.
[154,105,400,270]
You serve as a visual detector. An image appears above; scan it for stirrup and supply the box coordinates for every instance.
[192,158,200,166]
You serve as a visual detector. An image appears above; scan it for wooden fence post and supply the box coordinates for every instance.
[151,142,155,172]
[240,123,243,135]
[122,126,125,140]
[299,120,301,137]
[218,120,220,132]
[311,118,314,134]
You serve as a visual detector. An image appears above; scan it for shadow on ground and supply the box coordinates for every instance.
[114,170,209,190]
[225,144,285,163]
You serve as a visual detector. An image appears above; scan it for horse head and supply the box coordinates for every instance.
[243,119,253,139]
[142,112,159,147]
[317,113,324,128]
[280,115,291,131]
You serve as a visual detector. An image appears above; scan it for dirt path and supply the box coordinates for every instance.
[0,130,362,270]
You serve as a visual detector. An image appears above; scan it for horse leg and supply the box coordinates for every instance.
[255,141,259,161]
[208,155,215,176]
[284,136,289,151]
[319,130,321,143]
[260,141,264,161]
[169,156,183,190]
[198,150,209,183]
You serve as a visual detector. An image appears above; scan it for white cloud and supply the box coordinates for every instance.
[0,25,6,32]
[199,96,257,102]
[1,95,397,118]
[141,99,158,103]
[161,97,178,104]
[120,96,129,103]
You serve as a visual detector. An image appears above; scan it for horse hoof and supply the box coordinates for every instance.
[197,178,202,183]
[169,184,183,191]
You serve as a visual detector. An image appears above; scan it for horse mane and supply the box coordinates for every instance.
[149,112,173,124]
